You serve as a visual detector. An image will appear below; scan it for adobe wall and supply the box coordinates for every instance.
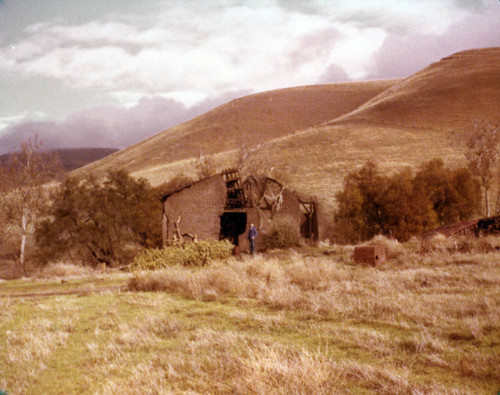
[237,186,303,251]
[162,174,227,245]
[244,176,303,227]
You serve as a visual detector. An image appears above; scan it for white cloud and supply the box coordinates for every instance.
[0,111,47,132]
[368,1,500,79]
[0,0,394,106]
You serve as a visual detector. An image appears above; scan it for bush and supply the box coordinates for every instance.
[368,235,407,260]
[334,160,481,243]
[260,216,302,251]
[36,170,162,266]
[129,239,233,270]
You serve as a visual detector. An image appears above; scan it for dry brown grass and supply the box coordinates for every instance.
[34,262,96,279]
[2,240,499,393]
[419,234,500,255]
[96,327,453,395]
[1,299,79,394]
[129,248,500,330]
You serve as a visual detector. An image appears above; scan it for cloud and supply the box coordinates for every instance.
[0,0,395,104]
[1,0,485,105]
[368,1,500,79]
[0,90,248,154]
[0,3,335,100]
[317,64,351,84]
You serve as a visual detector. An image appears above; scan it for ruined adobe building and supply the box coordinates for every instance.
[161,169,322,249]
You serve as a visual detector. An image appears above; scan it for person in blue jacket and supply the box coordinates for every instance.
[248,223,257,254]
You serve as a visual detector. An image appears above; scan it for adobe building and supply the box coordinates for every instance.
[161,169,322,250]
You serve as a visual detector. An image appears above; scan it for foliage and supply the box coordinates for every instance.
[35,170,162,266]
[0,137,64,273]
[334,160,481,243]
[455,120,500,216]
[260,216,302,250]
[158,173,195,196]
[414,159,482,223]
[195,152,217,179]
[129,239,233,270]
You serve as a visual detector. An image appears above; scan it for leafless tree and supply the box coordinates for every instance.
[456,120,500,217]
[196,150,217,179]
[0,137,64,274]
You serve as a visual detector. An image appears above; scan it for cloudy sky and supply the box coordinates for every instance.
[0,0,499,154]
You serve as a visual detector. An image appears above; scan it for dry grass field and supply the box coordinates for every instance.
[1,238,499,394]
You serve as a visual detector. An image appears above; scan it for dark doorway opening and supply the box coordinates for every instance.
[299,199,319,243]
[220,212,247,245]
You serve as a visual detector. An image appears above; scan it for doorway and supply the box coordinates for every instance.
[220,212,247,245]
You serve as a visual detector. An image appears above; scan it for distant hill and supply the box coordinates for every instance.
[74,47,500,209]
[53,148,119,171]
[328,47,500,130]
[78,80,398,174]
[0,148,118,172]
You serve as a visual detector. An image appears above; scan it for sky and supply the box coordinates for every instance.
[0,0,499,154]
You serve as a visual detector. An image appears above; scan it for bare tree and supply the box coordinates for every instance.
[456,120,500,217]
[0,137,64,274]
[196,150,217,179]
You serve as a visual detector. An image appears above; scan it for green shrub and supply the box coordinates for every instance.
[260,216,302,251]
[129,239,233,270]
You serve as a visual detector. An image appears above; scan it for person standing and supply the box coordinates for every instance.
[248,223,257,254]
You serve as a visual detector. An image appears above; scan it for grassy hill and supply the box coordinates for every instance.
[77,47,500,210]
[53,148,119,171]
[260,47,500,206]
[329,47,500,130]
[78,80,398,175]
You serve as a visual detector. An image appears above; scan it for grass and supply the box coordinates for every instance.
[0,244,499,394]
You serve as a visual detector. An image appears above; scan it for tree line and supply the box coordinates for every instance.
[333,120,500,243]
[333,159,481,243]
[0,120,498,272]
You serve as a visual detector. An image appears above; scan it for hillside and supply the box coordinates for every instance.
[328,47,500,130]
[77,47,500,210]
[78,80,398,174]
[255,47,500,205]
[53,148,119,171]
[233,48,499,204]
